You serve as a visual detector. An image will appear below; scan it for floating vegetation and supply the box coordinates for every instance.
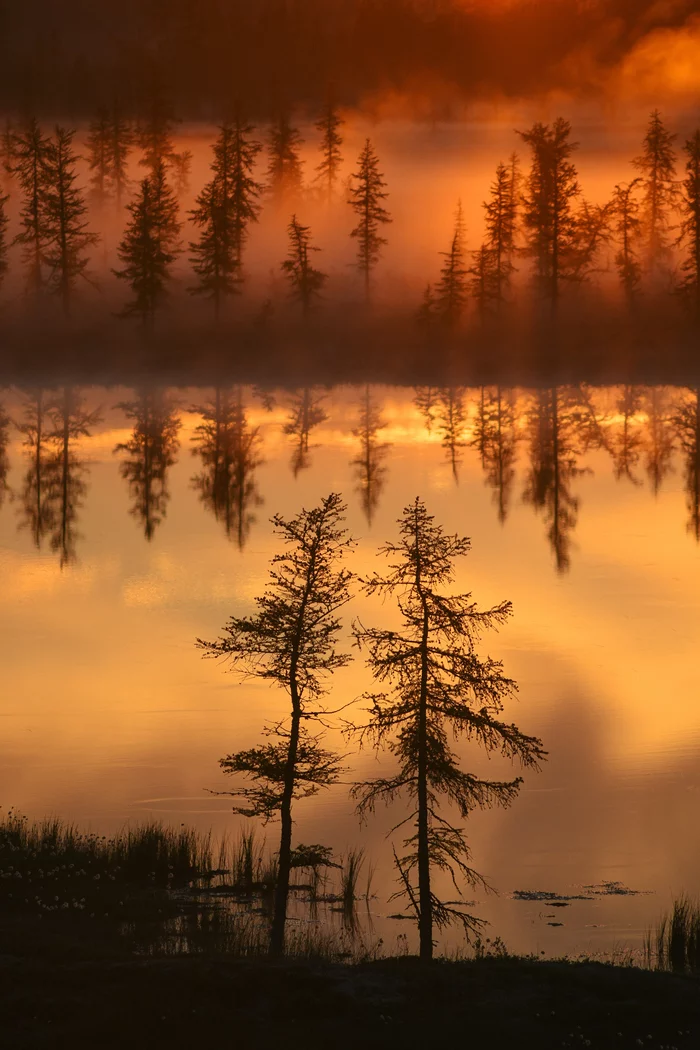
[512,890,592,903]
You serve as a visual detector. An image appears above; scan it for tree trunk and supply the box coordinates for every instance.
[270,702,301,955]
[415,519,433,962]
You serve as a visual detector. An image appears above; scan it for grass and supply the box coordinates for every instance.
[646,896,700,973]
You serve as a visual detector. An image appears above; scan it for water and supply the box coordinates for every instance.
[1,380,699,960]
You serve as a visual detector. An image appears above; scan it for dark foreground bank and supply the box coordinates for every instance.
[2,950,698,1050]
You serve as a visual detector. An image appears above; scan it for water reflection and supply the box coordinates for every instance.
[284,388,327,478]
[114,389,181,541]
[190,386,264,549]
[0,399,10,512]
[16,388,55,548]
[351,385,390,526]
[474,386,518,525]
[674,387,700,541]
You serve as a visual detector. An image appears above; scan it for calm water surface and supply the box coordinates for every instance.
[1,380,699,958]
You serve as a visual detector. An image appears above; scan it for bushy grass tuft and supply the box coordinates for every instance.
[646,896,700,972]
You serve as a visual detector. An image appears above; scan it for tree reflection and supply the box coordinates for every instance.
[435,387,467,482]
[608,385,643,485]
[642,387,675,496]
[16,388,56,547]
[351,385,390,526]
[674,387,700,541]
[0,399,11,513]
[472,386,519,523]
[413,386,440,432]
[523,386,594,573]
[114,390,182,541]
[190,386,264,549]
[283,388,327,477]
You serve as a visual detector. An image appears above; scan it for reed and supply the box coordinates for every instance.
[646,896,700,972]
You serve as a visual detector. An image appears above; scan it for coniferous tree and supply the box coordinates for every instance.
[190,387,264,549]
[468,245,499,321]
[230,116,264,269]
[138,98,177,178]
[86,109,112,205]
[282,215,326,318]
[284,388,328,477]
[46,387,102,568]
[114,162,181,324]
[433,202,468,327]
[12,118,51,294]
[435,387,467,482]
[351,385,390,525]
[642,388,675,497]
[479,388,519,524]
[0,402,10,512]
[609,386,643,485]
[610,179,643,306]
[352,499,545,961]
[43,127,98,313]
[633,110,678,277]
[1,117,16,191]
[16,388,56,549]
[417,283,436,327]
[114,390,181,541]
[197,493,354,955]
[107,105,134,207]
[483,162,518,308]
[678,131,700,319]
[0,192,8,290]
[315,104,344,202]
[519,118,582,311]
[348,139,391,300]
[171,150,193,198]
[674,388,700,541]
[266,113,304,202]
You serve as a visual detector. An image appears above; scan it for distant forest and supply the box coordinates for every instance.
[0,0,696,117]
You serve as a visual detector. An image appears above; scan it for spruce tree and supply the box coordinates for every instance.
[483,162,518,309]
[610,179,643,305]
[315,103,344,201]
[266,113,304,202]
[12,118,51,294]
[197,493,354,955]
[172,150,193,197]
[518,118,582,311]
[86,109,112,205]
[230,115,263,267]
[351,385,390,525]
[434,202,468,327]
[138,98,177,178]
[633,110,678,276]
[1,117,15,191]
[282,215,326,318]
[284,388,328,477]
[352,499,545,961]
[107,105,134,207]
[114,390,182,541]
[114,162,181,324]
[0,192,8,290]
[43,127,99,314]
[468,245,499,321]
[349,139,391,300]
[678,131,700,319]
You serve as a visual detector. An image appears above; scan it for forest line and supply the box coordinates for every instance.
[0,107,700,329]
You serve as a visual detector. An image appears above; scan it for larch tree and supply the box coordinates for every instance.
[483,161,519,309]
[518,118,582,312]
[632,110,678,277]
[114,162,181,325]
[352,499,545,961]
[86,109,112,205]
[434,201,468,327]
[348,139,391,300]
[315,103,344,202]
[197,493,355,955]
[12,117,51,294]
[678,131,700,320]
[43,126,99,314]
[266,113,304,202]
[610,178,643,306]
[282,215,326,318]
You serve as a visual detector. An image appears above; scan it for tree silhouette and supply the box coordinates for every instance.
[171,149,193,198]
[284,388,328,477]
[282,215,326,318]
[433,202,468,327]
[138,97,177,178]
[43,127,98,313]
[674,387,700,541]
[86,109,112,205]
[1,117,15,191]
[642,387,675,497]
[114,390,181,541]
[315,103,344,202]
[190,386,264,549]
[15,388,57,548]
[106,104,134,208]
[189,120,262,315]
[609,385,643,485]
[435,387,467,482]
[0,191,8,290]
[45,387,102,568]
[266,114,304,202]
[352,498,545,961]
[114,162,181,324]
[0,401,11,513]
[633,110,678,278]
[677,131,700,319]
[472,387,519,523]
[468,245,499,321]
[197,493,354,955]
[610,179,643,306]
[523,386,593,573]
[348,139,391,300]
[12,118,51,294]
[351,385,390,525]
[413,386,440,431]
[519,119,582,311]
[483,161,519,308]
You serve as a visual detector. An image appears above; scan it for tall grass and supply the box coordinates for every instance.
[646,896,700,972]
